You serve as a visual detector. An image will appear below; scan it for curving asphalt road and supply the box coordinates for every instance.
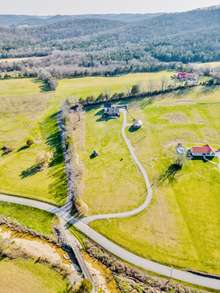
[81,109,153,224]
[0,193,60,214]
[1,110,220,290]
[1,193,220,289]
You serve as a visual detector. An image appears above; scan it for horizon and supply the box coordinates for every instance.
[0,0,220,16]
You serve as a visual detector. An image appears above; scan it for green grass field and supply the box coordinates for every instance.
[0,72,172,208]
[56,71,173,101]
[72,108,146,215]
[0,258,68,293]
[0,202,55,236]
[63,72,174,215]
[88,86,220,275]
[2,73,220,276]
[0,78,67,205]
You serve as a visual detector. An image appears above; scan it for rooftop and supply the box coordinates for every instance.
[191,145,213,154]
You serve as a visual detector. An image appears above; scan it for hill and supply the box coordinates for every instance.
[0,6,220,76]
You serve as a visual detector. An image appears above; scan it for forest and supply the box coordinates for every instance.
[0,6,220,80]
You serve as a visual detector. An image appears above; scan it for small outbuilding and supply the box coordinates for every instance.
[132,119,143,130]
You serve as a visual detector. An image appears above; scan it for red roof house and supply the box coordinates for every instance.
[176,72,197,81]
[190,145,215,158]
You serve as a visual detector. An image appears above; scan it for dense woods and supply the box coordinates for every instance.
[0,6,220,79]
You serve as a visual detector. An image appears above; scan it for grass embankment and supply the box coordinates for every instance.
[0,258,68,293]
[91,86,220,275]
[0,202,55,236]
[0,78,66,205]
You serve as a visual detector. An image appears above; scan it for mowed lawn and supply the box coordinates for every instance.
[0,258,68,293]
[0,78,67,205]
[91,86,220,275]
[56,71,173,100]
[73,107,146,215]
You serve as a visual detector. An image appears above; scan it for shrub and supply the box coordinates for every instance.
[36,151,52,169]
[131,84,141,95]
[26,138,34,147]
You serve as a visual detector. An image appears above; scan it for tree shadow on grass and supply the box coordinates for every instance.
[17,145,29,152]
[96,115,115,122]
[32,79,50,93]
[42,112,67,205]
[95,109,104,116]
[129,125,139,133]
[20,164,41,179]
[158,163,182,184]
[93,108,116,122]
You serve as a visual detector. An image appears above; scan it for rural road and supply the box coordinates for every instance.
[0,192,95,291]
[1,193,220,289]
[1,110,220,290]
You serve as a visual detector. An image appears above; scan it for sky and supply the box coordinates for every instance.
[0,0,220,15]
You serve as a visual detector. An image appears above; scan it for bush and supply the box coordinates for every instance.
[131,84,141,95]
[36,151,52,169]
[26,138,34,147]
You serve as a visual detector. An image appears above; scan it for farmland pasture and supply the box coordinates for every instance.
[0,78,66,205]
[0,259,68,293]
[1,73,220,276]
[56,71,174,101]
[71,108,146,215]
[86,86,220,275]
[0,72,173,206]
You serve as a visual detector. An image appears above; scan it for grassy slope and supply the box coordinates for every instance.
[91,86,220,275]
[0,78,66,205]
[0,258,68,293]
[0,202,55,236]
